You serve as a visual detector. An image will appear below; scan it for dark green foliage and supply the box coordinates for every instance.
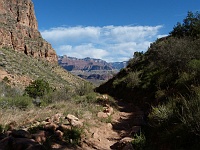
[96,11,200,149]
[63,128,82,145]
[170,11,200,38]
[147,93,200,149]
[24,79,51,98]
[132,132,146,150]
[2,76,10,83]
[0,124,3,133]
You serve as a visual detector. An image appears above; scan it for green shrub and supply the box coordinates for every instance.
[85,92,97,102]
[112,78,124,88]
[14,96,33,109]
[132,132,146,150]
[0,124,3,133]
[0,81,22,97]
[179,94,200,135]
[2,76,10,83]
[175,72,192,85]
[63,128,82,145]
[75,82,94,96]
[24,79,51,98]
[155,90,166,100]
[41,86,71,105]
[148,100,175,126]
[125,71,141,88]
[188,59,200,73]
[0,96,32,109]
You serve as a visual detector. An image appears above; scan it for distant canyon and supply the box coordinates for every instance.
[58,55,127,85]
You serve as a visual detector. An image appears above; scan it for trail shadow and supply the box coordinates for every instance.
[111,99,146,139]
[109,99,146,149]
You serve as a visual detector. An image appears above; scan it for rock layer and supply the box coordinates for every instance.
[0,0,57,63]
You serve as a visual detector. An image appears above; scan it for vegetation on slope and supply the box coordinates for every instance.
[0,76,115,148]
[96,11,200,149]
[0,47,84,90]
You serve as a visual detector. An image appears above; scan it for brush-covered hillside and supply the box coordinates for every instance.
[96,11,200,149]
[0,47,84,89]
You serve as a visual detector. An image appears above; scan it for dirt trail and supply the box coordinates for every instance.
[82,100,145,150]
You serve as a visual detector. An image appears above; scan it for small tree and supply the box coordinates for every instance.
[24,79,50,98]
[170,11,200,38]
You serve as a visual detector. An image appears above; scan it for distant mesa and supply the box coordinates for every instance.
[58,55,127,72]
[58,55,127,83]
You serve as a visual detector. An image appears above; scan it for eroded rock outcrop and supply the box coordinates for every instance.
[0,0,57,63]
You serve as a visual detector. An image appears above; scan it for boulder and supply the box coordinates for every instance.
[66,114,83,127]
[55,130,64,140]
[11,129,31,138]
[97,112,108,118]
[32,130,46,144]
[44,123,58,131]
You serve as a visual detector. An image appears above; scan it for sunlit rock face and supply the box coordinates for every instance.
[0,0,57,63]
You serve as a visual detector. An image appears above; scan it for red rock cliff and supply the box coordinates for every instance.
[0,0,57,63]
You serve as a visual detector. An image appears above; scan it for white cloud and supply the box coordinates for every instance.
[157,34,168,39]
[40,25,165,62]
[59,44,109,59]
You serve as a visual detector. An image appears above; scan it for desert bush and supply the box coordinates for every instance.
[0,96,32,109]
[148,100,175,126]
[0,81,22,97]
[85,92,97,103]
[132,132,146,150]
[0,124,3,133]
[2,76,10,83]
[41,86,71,105]
[175,72,192,85]
[75,82,94,96]
[188,59,200,77]
[13,96,33,109]
[178,93,200,135]
[155,90,166,100]
[125,71,141,88]
[63,128,82,145]
[147,92,200,149]
[24,79,51,98]
[112,77,124,88]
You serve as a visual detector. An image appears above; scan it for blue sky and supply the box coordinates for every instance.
[32,0,200,62]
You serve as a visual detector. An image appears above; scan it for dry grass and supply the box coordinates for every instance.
[0,97,107,129]
[0,47,85,89]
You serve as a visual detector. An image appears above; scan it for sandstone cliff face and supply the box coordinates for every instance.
[0,0,57,63]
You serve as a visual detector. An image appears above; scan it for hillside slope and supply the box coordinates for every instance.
[0,47,84,89]
[96,11,200,149]
[0,0,84,89]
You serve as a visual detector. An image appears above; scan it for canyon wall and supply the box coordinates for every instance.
[0,0,57,63]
